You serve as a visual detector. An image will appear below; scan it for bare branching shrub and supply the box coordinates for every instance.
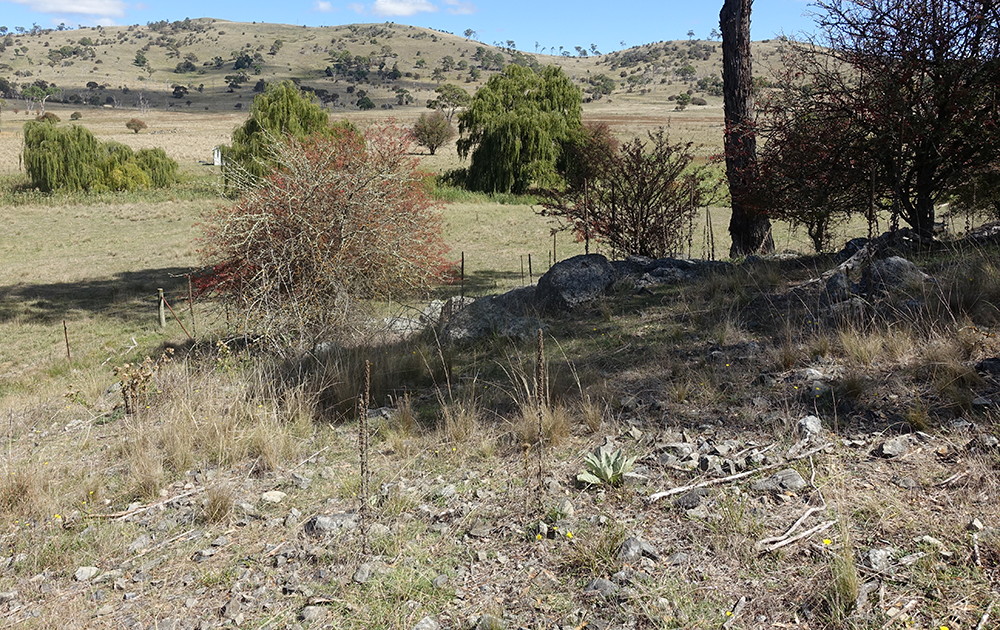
[541,129,717,258]
[199,124,448,351]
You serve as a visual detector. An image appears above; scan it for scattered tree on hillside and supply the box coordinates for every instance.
[720,0,774,256]
[766,0,1000,240]
[541,129,717,258]
[412,110,455,155]
[457,65,582,194]
[199,125,447,351]
[126,118,147,133]
[425,83,470,121]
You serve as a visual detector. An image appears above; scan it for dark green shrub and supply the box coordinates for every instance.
[70,111,82,120]
[36,111,60,123]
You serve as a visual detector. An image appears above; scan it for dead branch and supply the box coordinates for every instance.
[85,486,204,521]
[761,519,836,553]
[648,442,832,502]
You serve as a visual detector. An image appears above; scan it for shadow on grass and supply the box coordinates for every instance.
[432,268,529,299]
[0,267,194,325]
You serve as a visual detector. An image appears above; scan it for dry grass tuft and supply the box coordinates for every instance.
[511,403,571,448]
[0,466,51,519]
[201,483,234,524]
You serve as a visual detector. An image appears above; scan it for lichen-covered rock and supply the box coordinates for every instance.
[535,254,616,312]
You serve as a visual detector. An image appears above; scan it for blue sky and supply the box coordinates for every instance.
[0,0,815,53]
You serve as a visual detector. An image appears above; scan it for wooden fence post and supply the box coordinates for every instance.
[157,288,166,329]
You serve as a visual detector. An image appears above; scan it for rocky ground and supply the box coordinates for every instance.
[3,230,1000,629]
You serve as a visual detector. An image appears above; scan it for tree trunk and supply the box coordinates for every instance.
[721,0,774,257]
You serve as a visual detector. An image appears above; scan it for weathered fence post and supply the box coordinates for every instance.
[157,288,166,329]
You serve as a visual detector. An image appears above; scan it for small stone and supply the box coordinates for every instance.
[894,477,919,490]
[474,613,506,630]
[975,357,1000,375]
[879,435,916,458]
[557,499,575,517]
[352,563,374,584]
[304,513,358,536]
[0,591,18,604]
[299,606,327,622]
[468,524,492,538]
[261,490,287,504]
[798,415,823,439]
[412,616,440,630]
[584,578,618,598]
[617,537,644,562]
[666,551,690,566]
[126,535,151,554]
[968,433,1000,453]
[865,547,895,573]
[210,536,229,547]
[968,518,985,532]
[74,566,100,582]
[673,487,709,510]
[431,574,449,588]
[435,485,457,499]
[751,469,807,493]
[220,597,241,619]
[369,523,391,537]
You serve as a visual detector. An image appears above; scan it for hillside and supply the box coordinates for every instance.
[0,18,788,115]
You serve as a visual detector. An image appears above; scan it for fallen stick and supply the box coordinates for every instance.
[761,519,836,553]
[649,442,832,503]
[85,486,204,521]
[976,602,993,630]
[757,506,826,549]
[722,596,748,629]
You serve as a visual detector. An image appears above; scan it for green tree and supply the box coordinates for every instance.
[412,110,455,155]
[220,81,338,191]
[23,121,177,193]
[133,50,147,68]
[457,65,582,194]
[426,83,470,122]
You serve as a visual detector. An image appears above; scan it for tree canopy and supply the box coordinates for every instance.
[221,81,343,191]
[457,65,582,194]
[765,0,1000,239]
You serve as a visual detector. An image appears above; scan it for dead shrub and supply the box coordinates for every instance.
[198,124,448,352]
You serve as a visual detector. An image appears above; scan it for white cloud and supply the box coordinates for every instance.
[372,0,436,17]
[8,0,126,17]
[314,0,333,10]
[443,0,474,15]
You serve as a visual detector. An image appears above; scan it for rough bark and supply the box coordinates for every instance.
[721,0,774,257]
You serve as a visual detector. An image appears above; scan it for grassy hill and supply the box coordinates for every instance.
[0,18,787,115]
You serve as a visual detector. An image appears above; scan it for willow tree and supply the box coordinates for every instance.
[23,122,178,193]
[721,0,774,256]
[221,81,337,191]
[457,65,582,194]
